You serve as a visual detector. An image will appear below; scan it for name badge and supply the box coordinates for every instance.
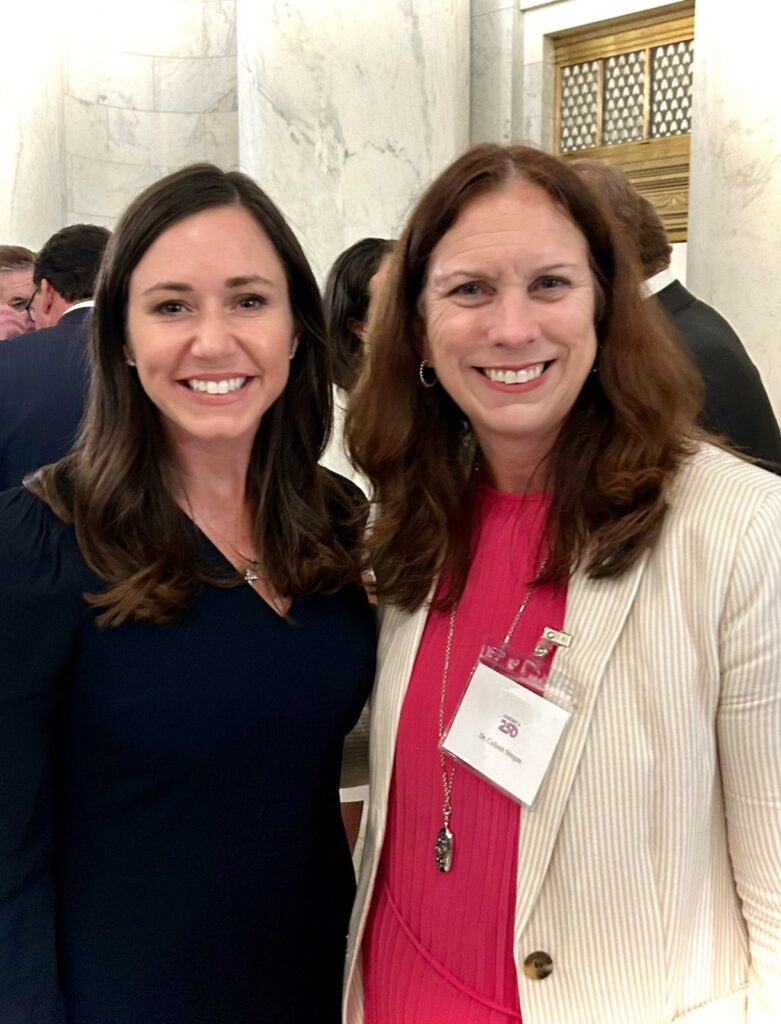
[441,659,571,808]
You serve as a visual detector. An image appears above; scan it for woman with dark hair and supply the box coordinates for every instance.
[321,237,394,488]
[0,164,375,1024]
[343,144,781,1023]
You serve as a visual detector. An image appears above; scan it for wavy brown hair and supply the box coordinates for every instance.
[28,164,362,625]
[346,143,704,611]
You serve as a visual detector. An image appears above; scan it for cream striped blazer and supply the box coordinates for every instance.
[344,445,781,1024]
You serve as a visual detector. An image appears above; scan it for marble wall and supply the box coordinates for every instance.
[688,0,781,420]
[0,6,65,249]
[237,0,471,283]
[63,0,238,229]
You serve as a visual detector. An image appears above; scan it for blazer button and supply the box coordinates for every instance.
[523,951,553,980]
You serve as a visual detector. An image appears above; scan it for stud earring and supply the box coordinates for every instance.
[419,359,437,388]
[126,357,136,367]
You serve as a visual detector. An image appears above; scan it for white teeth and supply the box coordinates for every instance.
[483,364,545,384]
[186,376,247,394]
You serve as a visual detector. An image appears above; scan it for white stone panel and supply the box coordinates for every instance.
[688,1,781,421]
[205,0,237,57]
[107,109,207,167]
[74,1,205,57]
[65,212,117,229]
[0,20,65,248]
[67,47,155,110]
[204,112,239,167]
[472,0,510,15]
[64,96,110,161]
[471,6,521,144]
[154,56,237,113]
[69,156,166,219]
[238,0,469,283]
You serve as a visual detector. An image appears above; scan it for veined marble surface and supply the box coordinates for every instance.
[0,11,65,248]
[470,3,522,144]
[59,1,239,229]
[237,0,470,283]
[688,0,781,422]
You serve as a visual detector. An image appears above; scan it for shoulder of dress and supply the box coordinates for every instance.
[0,486,95,595]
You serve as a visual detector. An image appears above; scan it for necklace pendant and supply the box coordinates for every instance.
[435,824,454,873]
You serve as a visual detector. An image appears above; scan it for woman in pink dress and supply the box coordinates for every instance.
[343,144,781,1023]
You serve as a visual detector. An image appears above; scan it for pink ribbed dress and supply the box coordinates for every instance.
[363,484,567,1023]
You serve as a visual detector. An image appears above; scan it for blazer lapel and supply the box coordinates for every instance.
[346,599,430,969]
[513,549,650,939]
[368,600,431,818]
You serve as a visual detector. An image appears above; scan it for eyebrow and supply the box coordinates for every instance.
[142,274,276,296]
[434,261,580,284]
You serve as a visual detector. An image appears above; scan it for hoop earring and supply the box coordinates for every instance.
[419,359,437,388]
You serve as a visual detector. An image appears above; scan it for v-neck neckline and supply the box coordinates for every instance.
[195,525,296,621]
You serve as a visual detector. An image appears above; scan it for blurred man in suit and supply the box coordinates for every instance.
[574,159,781,469]
[0,224,111,490]
[0,245,36,340]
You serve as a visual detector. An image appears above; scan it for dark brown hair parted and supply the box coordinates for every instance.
[323,237,395,391]
[28,163,362,625]
[570,159,672,277]
[346,143,703,612]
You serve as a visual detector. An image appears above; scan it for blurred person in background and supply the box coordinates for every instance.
[321,237,394,490]
[573,158,781,469]
[0,244,36,340]
[0,224,110,490]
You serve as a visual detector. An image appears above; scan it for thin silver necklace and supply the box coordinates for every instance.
[190,508,267,587]
[435,561,545,874]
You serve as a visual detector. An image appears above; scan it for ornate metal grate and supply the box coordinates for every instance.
[557,39,693,152]
[559,61,599,153]
[650,40,693,138]
[603,49,645,145]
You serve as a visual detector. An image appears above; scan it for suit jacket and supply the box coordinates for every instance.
[655,281,781,467]
[0,306,91,491]
[344,445,781,1024]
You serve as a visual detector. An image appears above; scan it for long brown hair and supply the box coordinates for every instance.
[347,143,703,611]
[29,163,361,625]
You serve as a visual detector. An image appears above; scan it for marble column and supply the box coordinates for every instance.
[0,5,66,248]
[470,0,524,145]
[688,1,781,421]
[237,0,471,283]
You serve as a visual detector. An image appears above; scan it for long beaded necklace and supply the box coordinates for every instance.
[435,563,545,873]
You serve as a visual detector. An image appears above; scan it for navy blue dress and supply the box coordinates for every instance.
[0,487,376,1024]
